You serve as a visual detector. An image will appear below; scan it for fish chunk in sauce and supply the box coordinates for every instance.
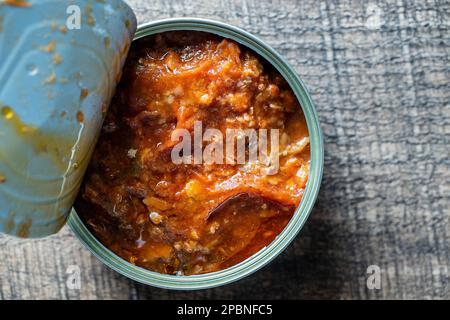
[75,31,310,275]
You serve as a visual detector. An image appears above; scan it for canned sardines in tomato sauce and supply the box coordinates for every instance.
[0,1,323,290]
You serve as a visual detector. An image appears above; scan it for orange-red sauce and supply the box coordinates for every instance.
[75,31,310,275]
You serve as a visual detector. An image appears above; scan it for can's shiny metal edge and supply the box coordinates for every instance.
[69,17,324,290]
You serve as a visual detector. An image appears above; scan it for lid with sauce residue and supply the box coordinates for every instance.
[0,0,137,237]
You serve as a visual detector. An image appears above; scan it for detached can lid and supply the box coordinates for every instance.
[0,0,137,237]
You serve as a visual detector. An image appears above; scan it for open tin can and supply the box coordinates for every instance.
[69,18,324,290]
[1,1,323,290]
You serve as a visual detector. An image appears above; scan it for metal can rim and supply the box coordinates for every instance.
[68,17,324,290]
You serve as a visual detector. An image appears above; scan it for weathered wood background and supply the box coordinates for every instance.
[1,0,449,299]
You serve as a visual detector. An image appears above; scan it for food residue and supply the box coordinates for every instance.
[2,106,33,135]
[80,88,89,101]
[1,103,73,170]
[3,0,32,7]
[76,111,84,123]
[16,217,32,238]
[101,102,108,114]
[39,40,56,53]
[87,15,95,26]
[104,36,111,48]
[4,211,15,234]
[1,106,14,120]
[52,54,62,65]
[43,72,56,84]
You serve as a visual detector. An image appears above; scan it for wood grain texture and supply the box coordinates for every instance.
[1,0,449,299]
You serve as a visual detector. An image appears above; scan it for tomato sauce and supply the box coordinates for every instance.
[75,31,310,275]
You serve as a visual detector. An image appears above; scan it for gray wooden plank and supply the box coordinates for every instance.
[0,0,449,299]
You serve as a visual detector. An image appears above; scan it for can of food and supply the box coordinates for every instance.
[68,18,324,290]
[0,0,136,237]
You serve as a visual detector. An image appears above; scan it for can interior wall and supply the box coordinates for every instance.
[68,18,324,290]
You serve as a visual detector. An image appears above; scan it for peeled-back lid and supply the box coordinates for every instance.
[0,0,137,237]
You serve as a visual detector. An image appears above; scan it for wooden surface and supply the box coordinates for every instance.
[1,0,449,299]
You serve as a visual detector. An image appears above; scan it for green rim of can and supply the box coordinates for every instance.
[68,17,324,290]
